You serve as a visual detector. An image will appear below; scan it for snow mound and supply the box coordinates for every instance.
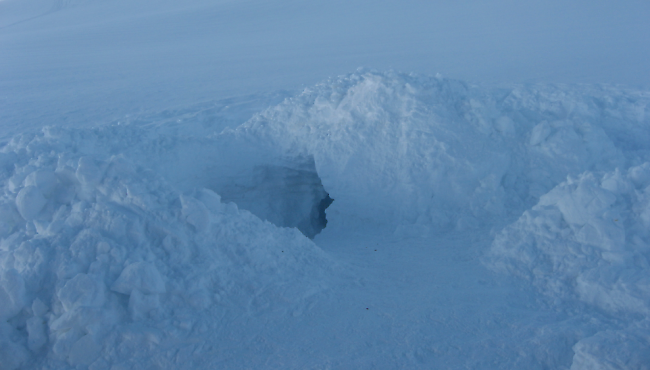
[0,128,331,369]
[570,322,650,370]
[237,70,646,234]
[487,164,650,314]
[486,164,650,368]
[61,70,642,238]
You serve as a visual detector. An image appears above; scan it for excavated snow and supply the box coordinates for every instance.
[1,70,650,369]
[0,128,332,369]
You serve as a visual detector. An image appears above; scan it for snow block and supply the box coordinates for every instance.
[487,164,650,316]
[111,261,166,295]
[180,194,210,233]
[24,170,58,198]
[57,273,106,311]
[15,185,47,221]
[0,269,26,320]
[571,327,650,370]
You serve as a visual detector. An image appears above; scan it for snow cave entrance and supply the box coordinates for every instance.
[217,158,333,239]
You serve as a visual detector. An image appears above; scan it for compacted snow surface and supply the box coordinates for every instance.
[1,70,650,369]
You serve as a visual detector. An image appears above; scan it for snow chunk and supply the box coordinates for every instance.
[180,194,210,233]
[31,298,48,317]
[111,261,166,295]
[57,273,106,311]
[571,326,650,370]
[0,269,26,320]
[0,202,21,237]
[487,164,650,315]
[76,156,103,186]
[529,121,552,146]
[15,185,47,220]
[24,170,58,198]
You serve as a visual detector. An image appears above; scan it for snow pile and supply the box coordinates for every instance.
[487,164,650,368]
[242,71,510,233]
[0,128,331,369]
[238,70,644,234]
[488,165,650,313]
[570,323,650,370]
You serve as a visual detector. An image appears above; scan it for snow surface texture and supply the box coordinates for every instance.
[239,71,643,235]
[0,129,332,369]
[487,166,650,369]
[1,71,650,368]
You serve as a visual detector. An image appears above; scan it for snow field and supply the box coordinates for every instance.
[0,70,649,368]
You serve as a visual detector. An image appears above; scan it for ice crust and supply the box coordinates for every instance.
[1,70,650,368]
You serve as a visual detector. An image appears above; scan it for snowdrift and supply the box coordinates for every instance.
[488,166,650,314]
[1,70,650,368]
[0,128,332,369]
[238,71,644,235]
[487,166,650,369]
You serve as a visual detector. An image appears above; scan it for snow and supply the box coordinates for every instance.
[1,69,649,368]
[2,0,650,137]
[487,165,650,368]
[2,0,650,368]
[0,127,332,368]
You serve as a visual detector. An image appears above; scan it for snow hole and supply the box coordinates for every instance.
[216,162,334,239]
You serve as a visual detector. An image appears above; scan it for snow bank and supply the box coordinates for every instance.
[236,70,646,234]
[488,165,650,313]
[487,164,650,368]
[78,70,642,238]
[0,128,331,369]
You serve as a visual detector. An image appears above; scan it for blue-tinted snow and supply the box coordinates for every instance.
[1,0,650,136]
[1,70,650,368]
[3,0,650,368]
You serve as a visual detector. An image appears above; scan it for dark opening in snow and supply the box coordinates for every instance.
[316,194,334,231]
[216,158,333,239]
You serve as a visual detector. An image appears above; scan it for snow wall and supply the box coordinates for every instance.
[1,70,650,368]
[239,70,645,236]
[0,128,333,369]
